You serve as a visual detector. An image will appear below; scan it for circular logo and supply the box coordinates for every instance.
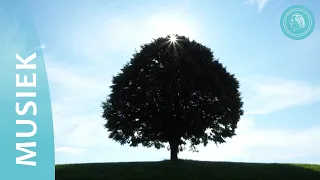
[280,5,315,40]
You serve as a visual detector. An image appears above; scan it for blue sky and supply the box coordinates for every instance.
[28,0,320,164]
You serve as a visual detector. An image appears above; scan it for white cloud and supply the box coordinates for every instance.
[180,123,320,163]
[45,56,113,153]
[245,0,269,12]
[62,117,109,148]
[179,114,320,163]
[241,77,320,115]
[55,147,87,155]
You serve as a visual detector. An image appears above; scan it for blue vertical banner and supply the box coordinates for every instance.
[0,0,55,180]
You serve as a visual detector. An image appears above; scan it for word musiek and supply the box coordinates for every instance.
[15,53,37,166]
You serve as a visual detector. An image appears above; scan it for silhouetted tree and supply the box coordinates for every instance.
[101,35,244,161]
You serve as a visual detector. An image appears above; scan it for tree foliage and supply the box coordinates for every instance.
[101,35,244,160]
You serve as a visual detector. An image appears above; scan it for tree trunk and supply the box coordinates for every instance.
[169,140,178,161]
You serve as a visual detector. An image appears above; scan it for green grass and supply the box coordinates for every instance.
[56,160,320,180]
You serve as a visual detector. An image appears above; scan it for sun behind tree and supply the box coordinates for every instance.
[101,35,244,161]
[169,34,177,43]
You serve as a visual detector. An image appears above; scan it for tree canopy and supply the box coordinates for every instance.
[101,35,244,160]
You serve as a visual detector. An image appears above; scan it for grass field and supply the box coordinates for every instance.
[56,160,320,180]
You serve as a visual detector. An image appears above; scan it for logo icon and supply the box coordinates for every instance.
[280,5,315,40]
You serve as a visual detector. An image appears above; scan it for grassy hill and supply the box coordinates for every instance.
[56,160,320,180]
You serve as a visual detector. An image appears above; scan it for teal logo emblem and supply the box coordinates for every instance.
[280,5,315,40]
